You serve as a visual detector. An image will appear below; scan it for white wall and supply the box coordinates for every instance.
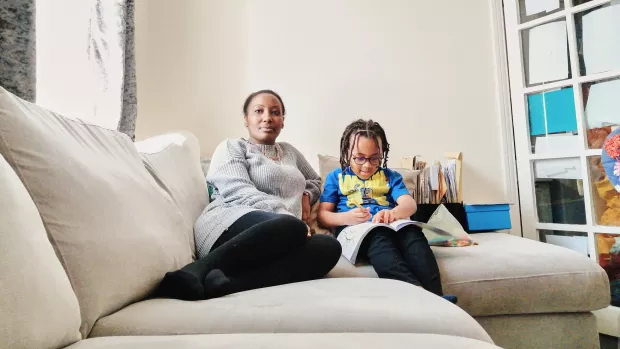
[135,0,512,204]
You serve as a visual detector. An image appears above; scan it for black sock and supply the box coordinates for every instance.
[203,269,233,299]
[153,269,205,301]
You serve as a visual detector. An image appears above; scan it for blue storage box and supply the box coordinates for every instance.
[464,204,511,231]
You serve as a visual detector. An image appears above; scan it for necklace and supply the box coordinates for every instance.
[243,138,283,164]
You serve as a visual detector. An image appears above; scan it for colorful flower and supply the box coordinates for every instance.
[614,162,620,177]
[604,135,620,159]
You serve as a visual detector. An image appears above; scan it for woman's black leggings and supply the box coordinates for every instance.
[154,211,342,300]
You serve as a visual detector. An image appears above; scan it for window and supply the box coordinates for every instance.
[35,0,97,124]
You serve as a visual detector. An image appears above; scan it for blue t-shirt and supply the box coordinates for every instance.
[319,166,410,217]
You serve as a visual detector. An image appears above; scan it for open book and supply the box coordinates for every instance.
[337,219,456,264]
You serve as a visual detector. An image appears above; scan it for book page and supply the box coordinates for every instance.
[422,204,470,244]
[389,219,454,237]
[338,222,389,263]
[390,219,414,230]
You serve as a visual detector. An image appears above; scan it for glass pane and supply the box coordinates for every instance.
[527,87,579,154]
[572,0,593,5]
[522,20,572,87]
[518,0,565,23]
[595,232,620,306]
[534,159,586,224]
[575,3,620,76]
[540,229,589,256]
[584,77,620,149]
[589,155,620,226]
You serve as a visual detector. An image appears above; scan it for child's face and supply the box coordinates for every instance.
[349,135,382,180]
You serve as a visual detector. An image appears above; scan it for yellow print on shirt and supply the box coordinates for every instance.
[338,170,390,207]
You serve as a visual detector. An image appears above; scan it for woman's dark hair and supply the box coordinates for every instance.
[339,119,390,171]
[242,89,286,116]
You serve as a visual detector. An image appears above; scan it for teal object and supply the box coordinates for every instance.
[464,204,512,231]
[528,88,577,136]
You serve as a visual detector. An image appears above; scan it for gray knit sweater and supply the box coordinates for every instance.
[194,138,322,259]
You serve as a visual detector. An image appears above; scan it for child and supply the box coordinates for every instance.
[318,119,456,304]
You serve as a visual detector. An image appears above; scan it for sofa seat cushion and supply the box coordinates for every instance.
[91,278,492,344]
[68,333,501,349]
[329,233,610,316]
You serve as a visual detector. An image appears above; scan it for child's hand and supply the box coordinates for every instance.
[372,209,396,224]
[345,207,372,225]
[306,224,314,237]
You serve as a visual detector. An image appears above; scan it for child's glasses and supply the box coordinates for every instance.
[352,156,382,165]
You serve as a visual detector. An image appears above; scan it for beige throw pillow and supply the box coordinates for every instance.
[0,154,82,349]
[317,154,341,183]
[136,132,210,259]
[0,87,194,336]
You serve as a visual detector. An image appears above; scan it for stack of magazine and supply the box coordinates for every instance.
[401,152,463,205]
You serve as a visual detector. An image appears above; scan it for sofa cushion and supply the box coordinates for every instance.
[438,233,609,315]
[0,87,194,336]
[0,154,81,349]
[328,256,378,278]
[135,131,209,258]
[90,278,492,344]
[475,312,599,349]
[329,233,610,316]
[66,333,501,349]
[317,154,341,182]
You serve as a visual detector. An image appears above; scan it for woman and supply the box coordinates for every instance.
[155,89,342,301]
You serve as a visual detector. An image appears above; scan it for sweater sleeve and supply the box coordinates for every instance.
[285,143,322,205]
[207,140,290,214]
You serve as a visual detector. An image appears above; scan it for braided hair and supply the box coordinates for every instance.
[339,119,390,171]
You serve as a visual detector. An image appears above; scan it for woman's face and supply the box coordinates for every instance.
[244,93,284,145]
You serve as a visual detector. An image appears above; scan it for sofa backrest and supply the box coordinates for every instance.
[0,87,194,337]
[0,153,82,349]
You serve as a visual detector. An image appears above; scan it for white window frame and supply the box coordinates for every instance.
[502,0,620,335]
[503,0,620,254]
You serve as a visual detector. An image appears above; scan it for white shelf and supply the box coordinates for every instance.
[594,305,620,337]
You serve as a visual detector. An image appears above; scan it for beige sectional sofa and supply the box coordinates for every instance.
[0,86,608,349]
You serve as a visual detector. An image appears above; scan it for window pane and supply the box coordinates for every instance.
[584,78,620,150]
[36,0,96,123]
[534,159,586,224]
[595,232,620,306]
[575,3,620,76]
[540,229,589,256]
[527,87,579,154]
[589,155,620,226]
[522,20,572,87]
[518,0,565,23]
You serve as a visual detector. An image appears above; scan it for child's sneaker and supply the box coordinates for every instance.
[442,295,458,304]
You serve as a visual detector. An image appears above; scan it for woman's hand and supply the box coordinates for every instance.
[345,207,372,225]
[302,193,311,224]
[372,209,396,224]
